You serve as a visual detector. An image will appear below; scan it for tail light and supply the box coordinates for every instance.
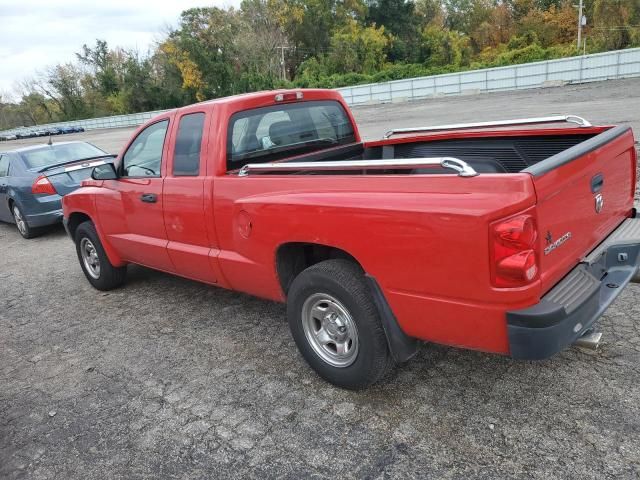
[31,175,57,195]
[491,213,539,287]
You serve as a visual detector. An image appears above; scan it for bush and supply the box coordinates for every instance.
[290,39,583,89]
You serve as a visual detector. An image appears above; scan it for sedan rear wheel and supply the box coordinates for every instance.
[12,204,37,239]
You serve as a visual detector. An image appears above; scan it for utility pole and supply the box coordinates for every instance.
[576,0,584,51]
[277,47,290,81]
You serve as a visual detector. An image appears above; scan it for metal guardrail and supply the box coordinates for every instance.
[336,47,640,106]
[1,47,638,138]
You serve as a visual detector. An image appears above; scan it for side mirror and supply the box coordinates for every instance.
[91,163,118,180]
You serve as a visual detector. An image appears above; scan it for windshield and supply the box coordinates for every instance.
[20,143,107,169]
[227,100,356,169]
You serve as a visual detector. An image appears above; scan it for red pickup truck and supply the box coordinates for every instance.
[62,89,640,389]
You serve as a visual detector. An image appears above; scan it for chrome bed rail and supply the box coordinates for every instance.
[238,157,478,177]
[383,115,592,139]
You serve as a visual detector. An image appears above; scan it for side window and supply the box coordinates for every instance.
[0,155,9,177]
[173,113,205,176]
[122,120,169,177]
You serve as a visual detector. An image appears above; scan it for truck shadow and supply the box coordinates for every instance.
[122,262,611,411]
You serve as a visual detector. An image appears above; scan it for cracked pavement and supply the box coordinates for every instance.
[2,79,640,479]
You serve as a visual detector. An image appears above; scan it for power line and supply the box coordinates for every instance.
[591,25,640,29]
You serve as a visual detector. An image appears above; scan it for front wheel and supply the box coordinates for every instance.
[287,259,392,389]
[75,221,127,290]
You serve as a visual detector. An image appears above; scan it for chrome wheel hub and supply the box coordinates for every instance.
[301,293,359,368]
[13,206,26,235]
[80,238,101,279]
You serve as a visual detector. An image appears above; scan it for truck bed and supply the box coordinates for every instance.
[239,123,636,298]
[251,129,609,175]
[362,133,598,173]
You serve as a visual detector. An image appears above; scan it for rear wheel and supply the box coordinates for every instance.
[12,204,38,239]
[75,221,126,290]
[287,259,392,389]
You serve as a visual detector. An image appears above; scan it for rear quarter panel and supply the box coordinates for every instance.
[213,173,539,354]
[6,161,62,223]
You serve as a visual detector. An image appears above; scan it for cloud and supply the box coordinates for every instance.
[0,0,241,96]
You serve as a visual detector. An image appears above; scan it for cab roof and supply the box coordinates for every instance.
[164,89,346,117]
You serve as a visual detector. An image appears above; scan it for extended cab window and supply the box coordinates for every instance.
[122,120,169,177]
[173,113,205,176]
[0,155,9,176]
[227,100,356,169]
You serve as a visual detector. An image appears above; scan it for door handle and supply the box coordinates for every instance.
[591,173,604,193]
[140,193,157,203]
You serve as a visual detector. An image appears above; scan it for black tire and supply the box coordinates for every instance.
[74,221,126,290]
[11,203,39,239]
[287,259,393,390]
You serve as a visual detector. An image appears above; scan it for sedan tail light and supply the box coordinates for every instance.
[31,175,57,195]
[491,213,539,288]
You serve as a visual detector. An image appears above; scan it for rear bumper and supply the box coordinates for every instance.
[23,194,63,227]
[507,217,640,360]
[26,207,63,227]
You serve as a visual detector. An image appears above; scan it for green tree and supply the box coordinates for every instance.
[326,20,390,74]
[269,0,366,59]
[443,0,492,34]
[592,0,639,50]
[238,0,289,87]
[76,40,119,97]
[419,25,470,66]
[160,7,242,100]
[366,0,422,61]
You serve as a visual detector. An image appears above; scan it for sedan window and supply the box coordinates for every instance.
[20,143,107,169]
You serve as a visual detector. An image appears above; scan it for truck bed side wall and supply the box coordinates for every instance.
[213,174,538,354]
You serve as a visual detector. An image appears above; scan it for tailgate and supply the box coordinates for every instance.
[527,126,637,293]
[45,158,114,196]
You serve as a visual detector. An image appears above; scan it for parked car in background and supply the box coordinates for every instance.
[59,126,80,134]
[63,89,639,389]
[0,141,114,238]
[16,130,32,139]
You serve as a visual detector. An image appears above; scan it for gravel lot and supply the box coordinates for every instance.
[2,79,640,479]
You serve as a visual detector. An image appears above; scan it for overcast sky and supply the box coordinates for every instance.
[0,0,241,98]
